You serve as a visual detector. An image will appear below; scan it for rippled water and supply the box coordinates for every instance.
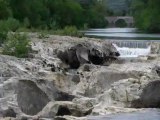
[85,28,160,57]
[85,28,160,39]
[88,109,160,120]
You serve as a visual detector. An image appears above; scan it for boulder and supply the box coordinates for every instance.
[57,42,119,69]
[131,80,160,108]
[37,101,92,118]
[0,77,76,116]
[110,78,142,103]
[17,80,50,115]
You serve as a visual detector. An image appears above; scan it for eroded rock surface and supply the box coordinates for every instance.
[37,101,92,118]
[0,34,160,119]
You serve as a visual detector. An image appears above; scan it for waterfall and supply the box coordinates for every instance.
[112,41,149,48]
[113,43,151,58]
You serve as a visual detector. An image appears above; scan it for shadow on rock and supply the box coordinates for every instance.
[17,80,50,115]
[131,80,160,108]
[16,79,76,116]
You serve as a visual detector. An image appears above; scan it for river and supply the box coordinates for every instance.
[85,28,160,57]
[88,109,160,120]
[85,28,160,120]
[85,28,160,40]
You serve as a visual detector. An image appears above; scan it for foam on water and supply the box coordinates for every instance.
[113,44,151,58]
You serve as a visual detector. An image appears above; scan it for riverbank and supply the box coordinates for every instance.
[0,34,160,120]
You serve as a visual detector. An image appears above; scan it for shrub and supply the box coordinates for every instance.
[0,18,20,45]
[2,33,31,58]
[0,20,9,45]
[54,26,84,37]
[0,18,20,32]
[6,18,20,32]
[23,17,30,28]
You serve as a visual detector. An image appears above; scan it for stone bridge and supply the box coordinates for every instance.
[105,16,134,27]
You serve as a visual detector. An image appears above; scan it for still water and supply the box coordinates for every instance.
[88,109,160,120]
[85,28,160,39]
[85,28,160,57]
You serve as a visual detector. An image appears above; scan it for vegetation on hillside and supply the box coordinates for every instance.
[0,0,108,31]
[131,0,160,33]
[0,0,110,57]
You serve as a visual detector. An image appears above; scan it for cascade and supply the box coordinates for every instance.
[113,43,151,57]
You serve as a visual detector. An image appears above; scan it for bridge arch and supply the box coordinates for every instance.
[115,19,127,28]
[105,16,134,27]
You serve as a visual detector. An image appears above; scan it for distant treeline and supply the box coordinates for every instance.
[0,0,108,30]
[132,0,160,33]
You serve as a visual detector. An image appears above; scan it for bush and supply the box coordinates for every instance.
[6,18,20,32]
[54,26,84,37]
[0,18,20,45]
[23,17,30,28]
[0,18,20,32]
[2,33,31,58]
[0,20,9,45]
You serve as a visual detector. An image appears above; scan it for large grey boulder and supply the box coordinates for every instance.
[57,42,120,69]
[0,78,76,116]
[131,80,160,108]
[17,80,50,115]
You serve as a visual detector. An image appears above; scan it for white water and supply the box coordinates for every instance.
[113,44,151,58]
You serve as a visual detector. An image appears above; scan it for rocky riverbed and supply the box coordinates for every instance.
[0,34,160,120]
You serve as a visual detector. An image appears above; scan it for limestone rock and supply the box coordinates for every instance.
[0,77,76,116]
[1,35,160,119]
[17,80,50,115]
[37,101,92,118]
[132,80,160,108]
[110,78,142,103]
[57,42,119,69]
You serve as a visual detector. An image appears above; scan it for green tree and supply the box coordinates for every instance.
[0,0,12,19]
[0,0,109,30]
[46,0,84,29]
[132,0,160,33]
[9,0,49,28]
